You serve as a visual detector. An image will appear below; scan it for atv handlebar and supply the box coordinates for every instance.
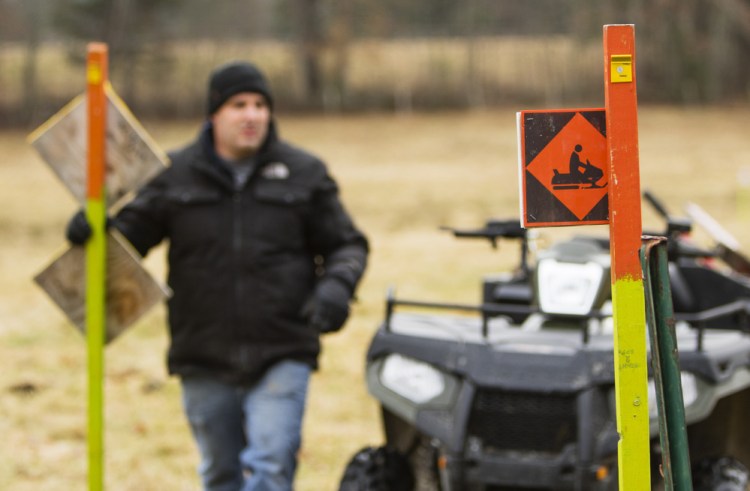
[643,189,692,235]
[441,219,526,249]
[643,189,670,220]
[442,219,530,276]
[443,191,718,262]
[642,189,719,259]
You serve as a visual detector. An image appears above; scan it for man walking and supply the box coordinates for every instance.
[67,61,369,491]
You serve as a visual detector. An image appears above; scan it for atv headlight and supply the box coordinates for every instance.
[380,354,446,404]
[647,372,699,419]
[537,259,605,315]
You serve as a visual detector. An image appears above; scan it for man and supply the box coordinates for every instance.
[66,61,369,491]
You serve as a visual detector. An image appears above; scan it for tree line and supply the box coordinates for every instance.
[1,0,749,126]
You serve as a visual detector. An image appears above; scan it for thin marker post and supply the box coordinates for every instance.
[604,24,651,489]
[86,42,108,491]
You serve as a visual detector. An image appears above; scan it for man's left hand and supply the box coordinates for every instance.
[303,278,351,334]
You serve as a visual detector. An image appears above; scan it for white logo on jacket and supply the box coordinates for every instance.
[262,162,290,179]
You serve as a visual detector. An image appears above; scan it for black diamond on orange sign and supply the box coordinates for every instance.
[521,109,608,226]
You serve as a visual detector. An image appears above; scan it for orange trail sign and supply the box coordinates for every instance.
[517,108,608,228]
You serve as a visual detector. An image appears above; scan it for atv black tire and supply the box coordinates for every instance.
[692,456,749,491]
[338,445,415,491]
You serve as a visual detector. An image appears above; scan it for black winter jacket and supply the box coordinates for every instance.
[115,123,368,384]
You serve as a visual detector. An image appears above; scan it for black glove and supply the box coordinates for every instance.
[303,278,352,334]
[65,210,92,245]
[65,210,112,245]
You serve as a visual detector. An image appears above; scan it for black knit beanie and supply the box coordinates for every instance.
[207,61,274,115]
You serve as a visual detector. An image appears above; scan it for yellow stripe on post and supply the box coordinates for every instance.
[86,42,108,491]
[611,279,650,487]
[604,25,651,489]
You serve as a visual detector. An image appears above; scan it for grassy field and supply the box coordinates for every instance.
[2,106,750,490]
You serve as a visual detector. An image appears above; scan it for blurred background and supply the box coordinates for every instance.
[3,1,750,490]
[2,0,750,127]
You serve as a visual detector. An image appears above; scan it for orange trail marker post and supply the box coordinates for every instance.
[604,25,651,489]
[86,42,108,491]
[29,39,170,491]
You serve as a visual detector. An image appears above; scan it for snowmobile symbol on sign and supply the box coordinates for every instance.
[552,144,606,190]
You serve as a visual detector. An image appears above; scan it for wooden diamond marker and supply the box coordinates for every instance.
[34,231,171,343]
[29,81,170,343]
[28,85,168,207]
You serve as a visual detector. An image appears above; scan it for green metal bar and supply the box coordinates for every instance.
[641,237,693,490]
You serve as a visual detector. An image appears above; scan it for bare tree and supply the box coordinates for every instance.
[296,0,324,109]
[21,0,43,124]
[52,0,181,111]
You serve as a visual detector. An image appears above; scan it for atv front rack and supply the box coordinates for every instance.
[383,288,612,343]
[675,299,750,350]
[384,289,750,348]
[384,294,531,339]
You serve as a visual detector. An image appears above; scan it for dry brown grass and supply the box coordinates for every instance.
[2,106,750,490]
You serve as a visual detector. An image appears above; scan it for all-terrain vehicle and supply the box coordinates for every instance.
[339,192,750,490]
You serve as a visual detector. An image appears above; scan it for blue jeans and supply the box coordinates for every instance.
[181,360,311,491]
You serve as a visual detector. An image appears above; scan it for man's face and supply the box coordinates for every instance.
[211,92,270,161]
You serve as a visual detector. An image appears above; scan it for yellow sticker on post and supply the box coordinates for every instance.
[610,54,632,83]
